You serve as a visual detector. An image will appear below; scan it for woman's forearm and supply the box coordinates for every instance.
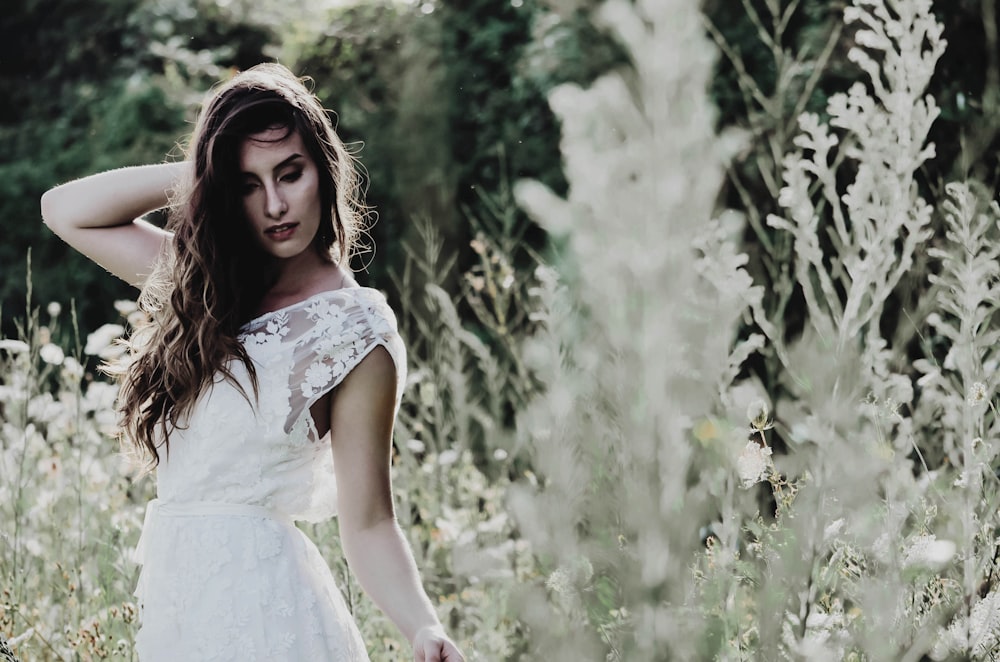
[41,162,188,232]
[341,517,442,644]
[40,161,187,287]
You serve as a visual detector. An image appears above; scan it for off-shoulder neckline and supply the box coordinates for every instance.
[239,286,381,331]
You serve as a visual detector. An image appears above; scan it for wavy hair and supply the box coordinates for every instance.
[113,63,368,468]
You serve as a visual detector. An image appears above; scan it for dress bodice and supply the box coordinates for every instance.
[152,287,406,522]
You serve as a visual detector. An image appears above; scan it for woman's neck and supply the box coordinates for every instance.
[255,252,348,316]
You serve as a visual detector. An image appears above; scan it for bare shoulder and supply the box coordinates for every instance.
[339,346,397,397]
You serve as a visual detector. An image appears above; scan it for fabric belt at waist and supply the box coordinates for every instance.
[133,498,293,565]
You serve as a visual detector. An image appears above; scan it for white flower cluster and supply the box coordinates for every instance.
[933,589,1000,659]
[737,440,773,488]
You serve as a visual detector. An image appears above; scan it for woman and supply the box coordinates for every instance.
[40,63,465,662]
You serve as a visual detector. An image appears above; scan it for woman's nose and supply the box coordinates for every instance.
[264,185,287,219]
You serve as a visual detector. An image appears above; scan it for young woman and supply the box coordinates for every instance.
[40,63,464,662]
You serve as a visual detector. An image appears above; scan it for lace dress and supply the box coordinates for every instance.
[132,287,406,662]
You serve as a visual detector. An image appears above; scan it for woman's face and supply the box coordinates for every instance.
[238,126,323,261]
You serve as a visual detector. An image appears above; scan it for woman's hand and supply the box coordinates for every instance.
[413,625,465,662]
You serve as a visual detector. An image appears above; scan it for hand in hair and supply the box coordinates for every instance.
[40,162,185,288]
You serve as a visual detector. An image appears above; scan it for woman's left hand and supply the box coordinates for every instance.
[413,625,466,662]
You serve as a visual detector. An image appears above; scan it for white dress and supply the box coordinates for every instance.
[132,287,406,662]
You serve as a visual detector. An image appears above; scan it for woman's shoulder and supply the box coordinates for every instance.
[240,286,389,336]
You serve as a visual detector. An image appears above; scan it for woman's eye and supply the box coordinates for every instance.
[281,170,303,183]
[241,181,260,195]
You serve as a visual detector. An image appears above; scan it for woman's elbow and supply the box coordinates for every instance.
[40,187,62,230]
[40,186,76,236]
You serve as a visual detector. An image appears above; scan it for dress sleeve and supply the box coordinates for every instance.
[285,290,407,438]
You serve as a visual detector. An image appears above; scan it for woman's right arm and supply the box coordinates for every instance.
[40,162,187,288]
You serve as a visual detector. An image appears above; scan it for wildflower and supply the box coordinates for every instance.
[83,381,118,413]
[545,556,594,605]
[405,438,426,454]
[0,339,29,354]
[737,439,773,488]
[113,299,138,315]
[493,448,508,461]
[127,309,148,328]
[84,324,125,356]
[903,534,956,571]
[419,381,437,408]
[746,398,773,431]
[39,343,65,365]
[545,566,572,596]
[967,381,988,407]
[62,357,84,383]
[693,418,719,443]
[37,455,63,481]
[438,449,460,466]
[47,301,62,317]
[533,264,558,289]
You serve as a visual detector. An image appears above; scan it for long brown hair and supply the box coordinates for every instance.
[113,63,368,468]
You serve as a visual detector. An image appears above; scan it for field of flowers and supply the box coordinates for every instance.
[5,0,1000,659]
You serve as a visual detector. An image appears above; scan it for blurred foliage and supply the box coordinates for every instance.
[1,0,625,338]
[0,0,277,333]
[296,0,623,300]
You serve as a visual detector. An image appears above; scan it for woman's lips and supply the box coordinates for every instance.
[265,222,298,241]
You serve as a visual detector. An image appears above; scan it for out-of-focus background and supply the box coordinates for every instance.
[5,0,1000,660]
[1,0,996,332]
[1,0,619,333]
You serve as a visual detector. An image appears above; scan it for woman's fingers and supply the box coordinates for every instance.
[414,638,465,662]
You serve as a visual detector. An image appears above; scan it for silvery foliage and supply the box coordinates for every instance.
[762,1,1000,659]
[514,0,761,658]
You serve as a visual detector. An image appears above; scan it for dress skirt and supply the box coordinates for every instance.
[133,500,369,662]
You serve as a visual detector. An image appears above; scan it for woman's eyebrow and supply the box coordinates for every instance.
[242,153,304,177]
[273,154,304,171]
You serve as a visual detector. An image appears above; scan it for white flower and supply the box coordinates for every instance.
[37,455,63,480]
[113,299,138,315]
[419,381,437,408]
[127,310,148,328]
[84,324,125,356]
[0,339,29,354]
[405,438,426,454]
[493,448,509,461]
[746,398,772,431]
[39,343,65,365]
[903,534,956,571]
[438,448,460,465]
[967,381,988,406]
[737,440,773,488]
[47,301,62,317]
[83,381,119,413]
[62,357,84,382]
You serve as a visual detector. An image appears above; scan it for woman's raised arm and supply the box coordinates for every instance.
[40,162,186,288]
